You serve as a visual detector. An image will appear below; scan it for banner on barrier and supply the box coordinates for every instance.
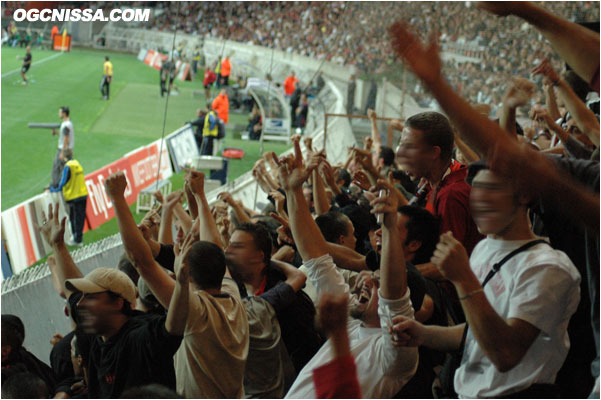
[0,194,69,275]
[143,49,168,71]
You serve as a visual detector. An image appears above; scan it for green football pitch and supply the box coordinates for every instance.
[1,46,289,246]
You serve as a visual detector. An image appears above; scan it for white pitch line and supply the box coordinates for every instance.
[1,52,64,78]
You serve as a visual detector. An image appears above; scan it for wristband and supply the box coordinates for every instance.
[458,288,483,301]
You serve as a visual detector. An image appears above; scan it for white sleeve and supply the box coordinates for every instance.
[375,288,418,376]
[302,254,350,299]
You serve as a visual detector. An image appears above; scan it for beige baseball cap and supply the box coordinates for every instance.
[66,268,137,305]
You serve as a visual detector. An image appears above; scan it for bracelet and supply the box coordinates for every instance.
[459,288,484,301]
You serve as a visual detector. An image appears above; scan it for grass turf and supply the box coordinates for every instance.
[1,46,289,250]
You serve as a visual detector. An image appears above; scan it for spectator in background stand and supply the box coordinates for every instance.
[284,71,298,98]
[203,63,217,100]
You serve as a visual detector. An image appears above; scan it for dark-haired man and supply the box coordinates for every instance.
[397,111,483,321]
[225,222,323,374]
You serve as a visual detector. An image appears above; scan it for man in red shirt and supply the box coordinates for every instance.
[284,71,298,97]
[396,111,483,321]
[203,64,217,101]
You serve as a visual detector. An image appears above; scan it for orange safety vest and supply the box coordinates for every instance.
[211,94,229,124]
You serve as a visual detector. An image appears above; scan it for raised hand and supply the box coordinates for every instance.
[390,119,404,131]
[38,202,67,247]
[218,191,235,206]
[269,190,287,216]
[277,137,317,192]
[388,22,442,85]
[270,212,295,245]
[153,190,165,204]
[183,168,205,196]
[165,190,184,211]
[430,231,471,284]
[367,108,377,121]
[362,136,373,151]
[504,77,536,108]
[352,169,371,191]
[303,136,313,155]
[174,220,199,285]
[369,179,399,228]
[104,171,128,200]
[531,58,560,85]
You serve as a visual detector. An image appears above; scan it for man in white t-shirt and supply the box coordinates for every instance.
[390,164,580,398]
[278,145,418,399]
[49,106,74,188]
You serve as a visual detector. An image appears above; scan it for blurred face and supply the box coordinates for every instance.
[76,292,122,335]
[349,275,380,324]
[396,127,436,180]
[225,230,265,279]
[339,217,357,250]
[374,212,411,256]
[470,170,520,236]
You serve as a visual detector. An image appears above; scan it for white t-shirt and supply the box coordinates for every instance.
[58,119,74,150]
[454,238,581,398]
[285,254,418,399]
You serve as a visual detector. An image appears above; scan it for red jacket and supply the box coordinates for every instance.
[203,70,216,86]
[425,161,484,255]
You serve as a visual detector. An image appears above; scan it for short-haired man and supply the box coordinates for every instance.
[104,170,250,398]
[391,165,580,397]
[315,210,357,250]
[225,222,323,375]
[64,267,182,398]
[398,111,482,257]
[397,111,483,321]
[101,56,112,100]
[48,148,88,247]
[48,106,74,189]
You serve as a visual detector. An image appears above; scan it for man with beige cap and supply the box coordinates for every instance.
[65,267,182,398]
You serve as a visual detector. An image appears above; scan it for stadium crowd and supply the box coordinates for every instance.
[2,2,601,400]
[146,1,599,111]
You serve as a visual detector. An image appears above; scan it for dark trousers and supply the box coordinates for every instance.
[67,196,87,243]
[100,76,110,98]
[160,78,168,97]
[51,148,67,188]
[200,136,215,155]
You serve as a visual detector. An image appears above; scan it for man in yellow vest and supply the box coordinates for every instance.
[101,56,113,100]
[48,148,88,246]
[201,108,219,155]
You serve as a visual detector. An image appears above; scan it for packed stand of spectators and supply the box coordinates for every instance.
[146,2,598,112]
[2,2,601,399]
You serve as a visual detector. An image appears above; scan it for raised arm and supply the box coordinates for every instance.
[368,109,383,164]
[388,22,599,233]
[104,171,174,307]
[165,222,198,335]
[158,191,184,245]
[370,179,407,299]
[500,77,535,139]
[477,2,600,85]
[37,202,83,299]
[532,58,600,147]
[312,156,331,215]
[277,142,329,261]
[271,259,307,292]
[218,191,251,225]
[185,169,223,248]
